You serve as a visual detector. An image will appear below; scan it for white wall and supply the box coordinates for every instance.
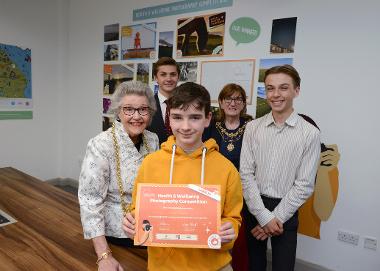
[0,0,68,180]
[64,1,380,270]
[2,0,379,270]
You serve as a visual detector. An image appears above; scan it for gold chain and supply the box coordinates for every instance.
[216,121,247,140]
[111,122,151,216]
[215,121,248,152]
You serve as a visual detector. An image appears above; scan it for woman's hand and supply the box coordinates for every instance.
[219,221,235,244]
[97,255,124,271]
[92,236,122,271]
[122,212,136,239]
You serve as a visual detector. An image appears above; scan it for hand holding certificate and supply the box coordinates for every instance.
[134,183,221,249]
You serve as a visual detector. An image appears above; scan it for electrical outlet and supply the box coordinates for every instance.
[337,230,359,245]
[363,237,377,250]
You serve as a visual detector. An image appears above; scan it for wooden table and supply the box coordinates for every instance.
[0,167,147,270]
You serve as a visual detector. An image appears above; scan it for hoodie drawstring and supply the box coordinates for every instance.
[169,144,176,184]
[169,144,208,185]
[200,147,207,185]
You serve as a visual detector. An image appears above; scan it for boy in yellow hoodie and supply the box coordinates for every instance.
[123,82,243,271]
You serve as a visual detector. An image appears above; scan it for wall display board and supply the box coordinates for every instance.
[0,43,32,120]
[200,59,255,104]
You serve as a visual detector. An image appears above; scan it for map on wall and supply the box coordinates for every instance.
[0,43,32,119]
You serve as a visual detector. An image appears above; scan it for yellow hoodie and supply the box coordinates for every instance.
[131,136,243,271]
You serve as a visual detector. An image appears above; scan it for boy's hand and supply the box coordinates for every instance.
[122,213,136,239]
[263,217,283,236]
[251,225,269,240]
[218,221,235,244]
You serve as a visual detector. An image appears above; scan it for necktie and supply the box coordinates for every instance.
[164,100,172,136]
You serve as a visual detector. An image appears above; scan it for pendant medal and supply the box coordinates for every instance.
[227,142,235,152]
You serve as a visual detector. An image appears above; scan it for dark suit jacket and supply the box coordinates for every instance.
[147,94,168,145]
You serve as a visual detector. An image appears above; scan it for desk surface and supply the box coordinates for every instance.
[0,167,147,270]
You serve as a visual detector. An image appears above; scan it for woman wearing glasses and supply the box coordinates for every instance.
[204,83,252,169]
[203,83,252,271]
[79,81,159,271]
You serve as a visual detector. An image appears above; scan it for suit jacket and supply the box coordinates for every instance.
[147,94,168,145]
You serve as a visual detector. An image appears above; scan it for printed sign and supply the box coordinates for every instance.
[134,183,221,249]
[229,17,260,45]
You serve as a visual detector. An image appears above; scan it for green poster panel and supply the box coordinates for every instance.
[0,111,33,120]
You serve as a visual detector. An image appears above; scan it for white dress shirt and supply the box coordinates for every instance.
[240,111,321,226]
[157,90,167,121]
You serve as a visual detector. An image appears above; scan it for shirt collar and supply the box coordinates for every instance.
[265,111,299,127]
[157,90,167,105]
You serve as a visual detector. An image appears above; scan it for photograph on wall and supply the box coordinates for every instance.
[121,23,157,59]
[104,64,135,95]
[200,59,255,104]
[0,43,32,120]
[270,17,297,54]
[103,115,115,131]
[258,58,293,82]
[158,31,174,58]
[177,61,198,83]
[104,23,119,42]
[256,58,293,118]
[176,12,226,58]
[103,97,112,114]
[137,63,150,84]
[104,44,119,61]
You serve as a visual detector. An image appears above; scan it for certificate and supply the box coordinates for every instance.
[134,183,221,249]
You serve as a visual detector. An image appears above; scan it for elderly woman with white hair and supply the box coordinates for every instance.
[78,81,159,271]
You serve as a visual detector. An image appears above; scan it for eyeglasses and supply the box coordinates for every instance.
[224,97,244,105]
[122,106,150,116]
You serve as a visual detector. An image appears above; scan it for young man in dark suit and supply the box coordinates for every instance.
[148,57,180,145]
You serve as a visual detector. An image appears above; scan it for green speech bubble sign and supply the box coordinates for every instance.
[229,17,260,45]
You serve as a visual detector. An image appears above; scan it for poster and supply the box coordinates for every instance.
[135,184,221,249]
[177,61,198,83]
[158,31,174,58]
[121,23,157,59]
[103,64,135,95]
[176,12,225,58]
[104,44,119,61]
[256,58,293,118]
[137,63,150,84]
[270,17,297,54]
[0,43,32,119]
[104,23,119,42]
